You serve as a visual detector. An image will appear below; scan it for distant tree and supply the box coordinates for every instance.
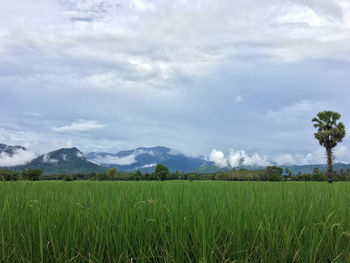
[21,169,43,181]
[297,172,302,181]
[312,168,326,181]
[344,169,350,181]
[64,175,74,181]
[188,174,196,181]
[285,168,292,178]
[144,172,150,180]
[266,166,283,181]
[0,170,19,181]
[155,164,169,181]
[338,169,346,181]
[96,172,107,181]
[135,170,142,181]
[88,172,97,180]
[106,167,118,180]
[312,111,346,183]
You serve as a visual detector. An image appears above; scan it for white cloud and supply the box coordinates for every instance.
[87,148,159,165]
[209,149,227,168]
[0,149,37,167]
[209,146,349,167]
[76,151,84,159]
[209,149,270,168]
[228,149,271,167]
[273,3,333,27]
[273,148,336,165]
[42,153,58,163]
[89,154,137,165]
[24,112,43,118]
[273,154,296,165]
[62,153,67,161]
[140,163,156,168]
[52,119,107,132]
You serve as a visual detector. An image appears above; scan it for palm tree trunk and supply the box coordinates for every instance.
[326,148,333,184]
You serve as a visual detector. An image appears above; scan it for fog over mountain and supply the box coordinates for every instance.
[2,142,350,174]
[0,146,104,174]
[86,146,212,172]
[0,144,37,167]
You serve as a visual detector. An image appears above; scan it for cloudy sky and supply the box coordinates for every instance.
[0,0,350,166]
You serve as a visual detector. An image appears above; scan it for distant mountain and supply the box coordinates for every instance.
[2,143,350,176]
[195,163,350,174]
[281,163,350,175]
[0,143,26,156]
[13,147,105,174]
[194,165,263,173]
[86,146,213,172]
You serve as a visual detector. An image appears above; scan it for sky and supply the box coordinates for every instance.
[0,0,350,167]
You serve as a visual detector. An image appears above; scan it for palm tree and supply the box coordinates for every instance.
[312,111,346,183]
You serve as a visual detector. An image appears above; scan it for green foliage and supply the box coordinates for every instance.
[3,181,350,262]
[8,166,350,182]
[134,170,142,181]
[312,111,346,183]
[106,167,118,179]
[312,111,346,149]
[63,175,74,181]
[285,168,292,178]
[312,168,326,181]
[187,174,196,181]
[266,166,283,181]
[21,169,43,181]
[0,170,19,181]
[155,164,169,181]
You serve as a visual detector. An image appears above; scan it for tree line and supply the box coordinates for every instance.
[2,164,350,182]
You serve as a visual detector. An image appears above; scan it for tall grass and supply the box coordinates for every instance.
[1,181,350,262]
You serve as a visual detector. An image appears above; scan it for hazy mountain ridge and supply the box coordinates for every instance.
[281,163,350,175]
[2,147,104,174]
[1,143,350,175]
[86,146,213,172]
[195,163,350,175]
[0,143,26,156]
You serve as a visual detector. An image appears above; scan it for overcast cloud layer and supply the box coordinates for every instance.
[1,0,350,166]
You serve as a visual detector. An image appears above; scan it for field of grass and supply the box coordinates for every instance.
[1,181,350,262]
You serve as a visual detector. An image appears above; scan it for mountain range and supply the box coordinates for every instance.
[0,145,104,174]
[85,146,212,172]
[0,144,212,174]
[19,147,105,174]
[194,163,350,175]
[1,143,350,175]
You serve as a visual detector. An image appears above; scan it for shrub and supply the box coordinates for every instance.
[64,175,74,182]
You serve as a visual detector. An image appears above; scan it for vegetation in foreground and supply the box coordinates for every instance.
[2,181,350,262]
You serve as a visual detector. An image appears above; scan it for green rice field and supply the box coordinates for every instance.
[1,181,350,262]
